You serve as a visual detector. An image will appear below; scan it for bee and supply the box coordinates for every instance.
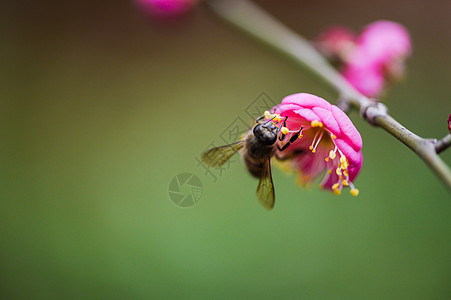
[201,112,303,210]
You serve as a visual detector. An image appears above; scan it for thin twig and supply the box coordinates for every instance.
[206,0,451,190]
[435,134,451,154]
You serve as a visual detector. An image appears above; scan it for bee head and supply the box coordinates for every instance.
[253,122,278,145]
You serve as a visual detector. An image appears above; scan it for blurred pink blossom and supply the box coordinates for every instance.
[136,0,198,17]
[314,26,356,62]
[448,114,451,133]
[358,21,411,74]
[271,93,362,196]
[316,20,411,98]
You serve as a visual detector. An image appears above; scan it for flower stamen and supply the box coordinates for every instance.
[309,129,321,152]
[311,130,324,153]
[311,120,324,128]
[329,147,337,160]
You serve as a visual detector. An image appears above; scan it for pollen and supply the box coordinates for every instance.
[329,150,336,159]
[333,189,341,195]
[325,157,329,162]
[339,156,349,170]
[328,169,332,174]
[342,180,349,186]
[281,127,289,135]
[270,113,283,122]
[311,120,323,128]
[298,134,303,139]
[332,183,340,190]
[350,189,359,196]
[339,156,347,165]
[331,134,337,139]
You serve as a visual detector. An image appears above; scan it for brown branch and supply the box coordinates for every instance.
[206,0,451,190]
[435,134,451,154]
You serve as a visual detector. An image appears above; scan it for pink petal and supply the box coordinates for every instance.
[331,106,362,150]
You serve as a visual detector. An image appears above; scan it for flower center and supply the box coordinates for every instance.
[263,112,359,196]
[307,120,359,196]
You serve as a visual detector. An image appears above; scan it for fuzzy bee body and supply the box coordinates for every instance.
[201,114,302,210]
[241,123,277,178]
[201,119,280,210]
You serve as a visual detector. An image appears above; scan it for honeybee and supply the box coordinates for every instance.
[201,113,303,210]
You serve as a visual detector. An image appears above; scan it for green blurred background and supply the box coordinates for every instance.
[1,0,450,298]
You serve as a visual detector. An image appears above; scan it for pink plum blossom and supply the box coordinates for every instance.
[315,20,411,98]
[341,56,385,98]
[136,0,198,17]
[314,26,356,63]
[357,21,411,74]
[270,93,362,196]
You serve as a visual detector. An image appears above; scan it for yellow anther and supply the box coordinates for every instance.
[336,167,342,176]
[312,149,316,153]
[264,111,271,119]
[343,170,349,177]
[311,120,323,127]
[340,156,349,169]
[333,189,341,195]
[309,146,313,150]
[332,183,340,190]
[325,157,329,162]
[331,134,337,139]
[298,134,303,139]
[281,127,289,135]
[342,180,349,186]
[329,150,336,159]
[350,189,359,196]
[270,113,282,122]
[340,156,348,165]
[328,169,332,174]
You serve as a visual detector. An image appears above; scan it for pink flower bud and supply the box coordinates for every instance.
[135,0,198,18]
[271,93,363,195]
[315,20,411,98]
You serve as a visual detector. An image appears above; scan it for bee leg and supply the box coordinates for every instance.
[277,127,303,151]
[278,116,289,141]
[255,115,265,123]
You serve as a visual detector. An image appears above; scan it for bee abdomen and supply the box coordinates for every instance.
[243,153,267,178]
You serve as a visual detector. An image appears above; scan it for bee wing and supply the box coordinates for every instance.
[256,159,275,210]
[201,141,244,167]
